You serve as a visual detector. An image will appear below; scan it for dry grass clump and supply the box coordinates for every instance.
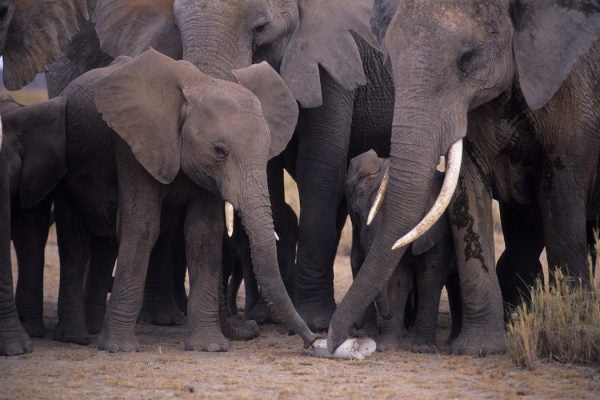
[507,270,600,370]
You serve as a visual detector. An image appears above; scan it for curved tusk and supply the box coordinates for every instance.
[274,231,280,241]
[225,201,234,237]
[392,139,463,251]
[367,168,389,225]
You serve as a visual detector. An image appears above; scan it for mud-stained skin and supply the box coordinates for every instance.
[451,177,487,271]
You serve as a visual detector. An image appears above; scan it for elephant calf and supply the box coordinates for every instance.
[0,96,68,355]
[345,150,461,353]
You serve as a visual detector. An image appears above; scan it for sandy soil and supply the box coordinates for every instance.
[1,224,600,400]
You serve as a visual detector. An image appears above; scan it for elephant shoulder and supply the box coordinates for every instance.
[280,0,383,108]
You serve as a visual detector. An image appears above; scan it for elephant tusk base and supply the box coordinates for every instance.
[311,338,376,360]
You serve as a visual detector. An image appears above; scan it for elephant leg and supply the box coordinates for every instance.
[496,203,544,319]
[226,260,242,316]
[448,168,505,356]
[0,166,31,356]
[138,225,186,327]
[13,198,52,338]
[294,74,354,331]
[97,148,162,353]
[445,270,463,341]
[171,225,187,314]
[184,195,229,352]
[84,236,118,334]
[377,262,413,352]
[53,186,92,345]
[411,245,452,354]
[538,169,591,282]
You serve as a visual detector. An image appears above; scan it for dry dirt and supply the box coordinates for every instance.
[1,222,600,400]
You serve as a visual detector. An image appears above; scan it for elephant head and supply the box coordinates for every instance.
[93,0,380,107]
[326,0,600,351]
[0,0,88,90]
[0,96,67,208]
[93,49,315,347]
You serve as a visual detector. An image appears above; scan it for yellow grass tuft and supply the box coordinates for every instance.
[506,270,600,370]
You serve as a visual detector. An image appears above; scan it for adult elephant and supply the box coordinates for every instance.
[0,0,88,356]
[326,0,600,355]
[93,0,394,331]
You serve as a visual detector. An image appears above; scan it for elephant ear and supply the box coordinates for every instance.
[371,0,399,44]
[94,0,182,59]
[2,0,89,90]
[94,49,202,184]
[511,0,600,110]
[2,97,68,209]
[280,0,382,108]
[232,62,299,159]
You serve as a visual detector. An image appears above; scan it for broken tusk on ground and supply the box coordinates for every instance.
[311,338,377,360]
[367,168,389,226]
[225,201,234,237]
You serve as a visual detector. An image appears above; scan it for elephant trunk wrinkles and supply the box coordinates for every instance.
[329,88,448,350]
[236,168,316,348]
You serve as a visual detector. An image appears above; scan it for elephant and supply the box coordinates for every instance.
[92,0,395,331]
[0,97,68,355]
[224,202,298,324]
[0,0,89,356]
[345,150,461,353]
[55,48,316,352]
[327,0,600,356]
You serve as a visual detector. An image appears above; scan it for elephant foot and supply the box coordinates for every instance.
[97,329,140,353]
[85,303,106,335]
[53,318,90,345]
[449,329,505,356]
[376,328,409,352]
[224,316,259,341]
[297,300,336,332]
[410,339,438,354]
[0,318,33,356]
[185,332,229,352]
[247,298,279,325]
[20,317,45,338]
[138,294,186,326]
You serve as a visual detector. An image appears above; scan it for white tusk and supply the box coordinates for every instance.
[274,231,280,241]
[225,201,234,237]
[367,168,389,226]
[312,338,376,360]
[392,139,463,251]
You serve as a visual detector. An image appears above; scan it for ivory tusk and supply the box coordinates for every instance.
[392,139,463,251]
[312,338,377,360]
[274,231,280,241]
[367,168,389,226]
[225,201,234,237]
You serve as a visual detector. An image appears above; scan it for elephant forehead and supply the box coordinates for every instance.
[436,8,486,39]
[201,86,264,116]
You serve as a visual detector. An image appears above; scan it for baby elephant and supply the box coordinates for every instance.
[345,150,461,353]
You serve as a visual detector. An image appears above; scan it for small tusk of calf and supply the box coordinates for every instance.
[274,231,280,241]
[225,201,234,237]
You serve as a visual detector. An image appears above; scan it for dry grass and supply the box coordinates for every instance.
[507,270,600,370]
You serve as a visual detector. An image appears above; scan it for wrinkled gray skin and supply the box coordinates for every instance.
[346,150,461,353]
[0,0,87,356]
[93,0,394,331]
[0,97,68,356]
[224,203,298,324]
[328,0,600,355]
[58,49,316,353]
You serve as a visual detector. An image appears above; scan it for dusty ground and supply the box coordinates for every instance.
[1,220,600,399]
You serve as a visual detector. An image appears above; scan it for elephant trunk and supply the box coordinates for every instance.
[235,167,317,348]
[328,72,466,351]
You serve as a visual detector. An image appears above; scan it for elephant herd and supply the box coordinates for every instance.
[0,0,598,359]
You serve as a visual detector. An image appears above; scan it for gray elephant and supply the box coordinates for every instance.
[328,0,600,356]
[346,150,461,353]
[0,97,68,355]
[92,0,394,331]
[56,49,316,352]
[0,0,89,356]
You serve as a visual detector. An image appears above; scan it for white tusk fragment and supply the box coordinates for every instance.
[225,201,234,237]
[311,338,376,360]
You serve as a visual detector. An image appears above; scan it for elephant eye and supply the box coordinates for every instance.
[254,23,267,34]
[213,143,229,160]
[457,48,478,75]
